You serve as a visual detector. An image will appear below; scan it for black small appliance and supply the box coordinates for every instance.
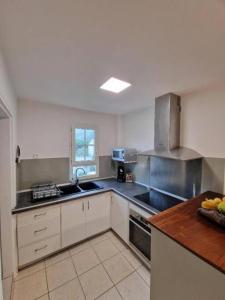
[117,165,126,182]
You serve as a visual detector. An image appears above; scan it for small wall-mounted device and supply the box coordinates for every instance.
[15,145,21,164]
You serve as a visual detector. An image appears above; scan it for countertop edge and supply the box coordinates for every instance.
[12,180,158,215]
[148,191,225,275]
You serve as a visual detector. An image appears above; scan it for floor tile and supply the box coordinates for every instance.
[96,287,122,300]
[15,262,45,281]
[110,235,127,251]
[72,248,100,275]
[103,253,134,284]
[49,278,85,300]
[116,272,150,300]
[69,240,91,256]
[89,232,111,246]
[3,276,12,300]
[93,239,119,262]
[13,270,47,300]
[137,264,151,286]
[121,249,142,269]
[79,264,113,300]
[45,250,69,267]
[46,258,76,291]
[37,294,49,300]
[104,231,115,239]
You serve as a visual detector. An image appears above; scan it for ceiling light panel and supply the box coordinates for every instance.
[100,77,131,93]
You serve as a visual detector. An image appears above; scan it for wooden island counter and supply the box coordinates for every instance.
[148,191,225,300]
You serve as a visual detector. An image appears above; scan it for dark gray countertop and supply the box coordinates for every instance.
[13,178,159,215]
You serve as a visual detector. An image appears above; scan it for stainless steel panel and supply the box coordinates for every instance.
[154,93,181,151]
[150,156,202,199]
[142,147,203,161]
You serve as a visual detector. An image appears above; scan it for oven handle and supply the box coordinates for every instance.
[129,218,151,237]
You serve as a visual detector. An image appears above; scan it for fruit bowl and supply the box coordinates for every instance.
[198,197,225,229]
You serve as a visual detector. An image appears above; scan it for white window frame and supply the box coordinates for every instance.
[71,126,99,181]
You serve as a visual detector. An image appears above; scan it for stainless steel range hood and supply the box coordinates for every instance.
[142,93,202,161]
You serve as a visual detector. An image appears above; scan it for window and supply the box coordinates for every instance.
[71,127,99,180]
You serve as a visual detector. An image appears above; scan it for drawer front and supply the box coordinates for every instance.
[17,216,60,248]
[17,206,60,227]
[18,235,60,267]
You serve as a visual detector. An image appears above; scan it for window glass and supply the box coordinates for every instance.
[86,129,95,145]
[72,127,98,179]
[75,146,85,161]
[72,165,97,177]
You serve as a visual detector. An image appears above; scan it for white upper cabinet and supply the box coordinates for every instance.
[85,192,111,237]
[111,192,129,243]
[61,199,86,248]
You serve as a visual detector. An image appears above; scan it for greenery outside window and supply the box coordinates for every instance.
[71,127,99,180]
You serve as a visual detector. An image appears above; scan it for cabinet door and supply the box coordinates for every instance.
[85,193,111,237]
[111,192,129,243]
[61,199,86,248]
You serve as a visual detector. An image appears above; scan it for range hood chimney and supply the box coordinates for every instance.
[144,93,202,160]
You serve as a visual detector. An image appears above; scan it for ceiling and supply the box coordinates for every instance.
[0,0,225,114]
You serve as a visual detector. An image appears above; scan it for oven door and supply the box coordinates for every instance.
[129,216,151,260]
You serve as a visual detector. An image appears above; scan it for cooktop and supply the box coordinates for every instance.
[134,189,183,212]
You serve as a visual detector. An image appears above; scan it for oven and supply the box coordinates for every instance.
[129,207,152,261]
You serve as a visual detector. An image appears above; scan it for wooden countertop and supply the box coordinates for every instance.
[148,191,225,274]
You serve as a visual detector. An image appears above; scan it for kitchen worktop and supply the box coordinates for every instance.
[148,191,225,274]
[13,178,158,214]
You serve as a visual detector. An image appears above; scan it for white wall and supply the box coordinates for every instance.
[0,119,14,278]
[18,99,118,159]
[121,85,225,159]
[0,49,17,277]
[120,106,155,152]
[0,53,17,118]
[181,84,225,158]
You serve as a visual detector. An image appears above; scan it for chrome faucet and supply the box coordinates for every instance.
[73,167,86,186]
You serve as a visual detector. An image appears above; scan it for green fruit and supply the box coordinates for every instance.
[218,202,225,214]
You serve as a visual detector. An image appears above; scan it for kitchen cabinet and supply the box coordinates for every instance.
[18,235,60,267]
[17,205,61,267]
[85,193,111,237]
[61,199,86,248]
[61,192,111,248]
[111,192,129,243]
[16,191,129,268]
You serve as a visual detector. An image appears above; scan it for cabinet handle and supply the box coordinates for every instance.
[34,227,48,234]
[34,212,46,218]
[88,201,90,210]
[34,244,48,253]
[82,202,84,211]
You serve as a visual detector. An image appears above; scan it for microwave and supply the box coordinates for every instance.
[112,148,137,163]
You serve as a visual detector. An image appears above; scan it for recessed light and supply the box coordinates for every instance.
[100,77,131,93]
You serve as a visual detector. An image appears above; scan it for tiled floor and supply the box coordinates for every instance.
[12,230,150,300]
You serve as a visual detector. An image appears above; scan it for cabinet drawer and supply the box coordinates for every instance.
[17,216,60,248]
[17,206,60,227]
[18,235,60,267]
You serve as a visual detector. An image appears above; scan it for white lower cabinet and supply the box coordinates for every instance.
[85,193,111,237]
[17,205,61,267]
[111,192,129,243]
[18,235,60,266]
[61,199,86,248]
[61,192,111,247]
[16,191,128,268]
[17,217,60,248]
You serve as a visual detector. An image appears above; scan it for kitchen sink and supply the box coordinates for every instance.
[59,184,82,195]
[79,181,102,191]
[59,181,102,196]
